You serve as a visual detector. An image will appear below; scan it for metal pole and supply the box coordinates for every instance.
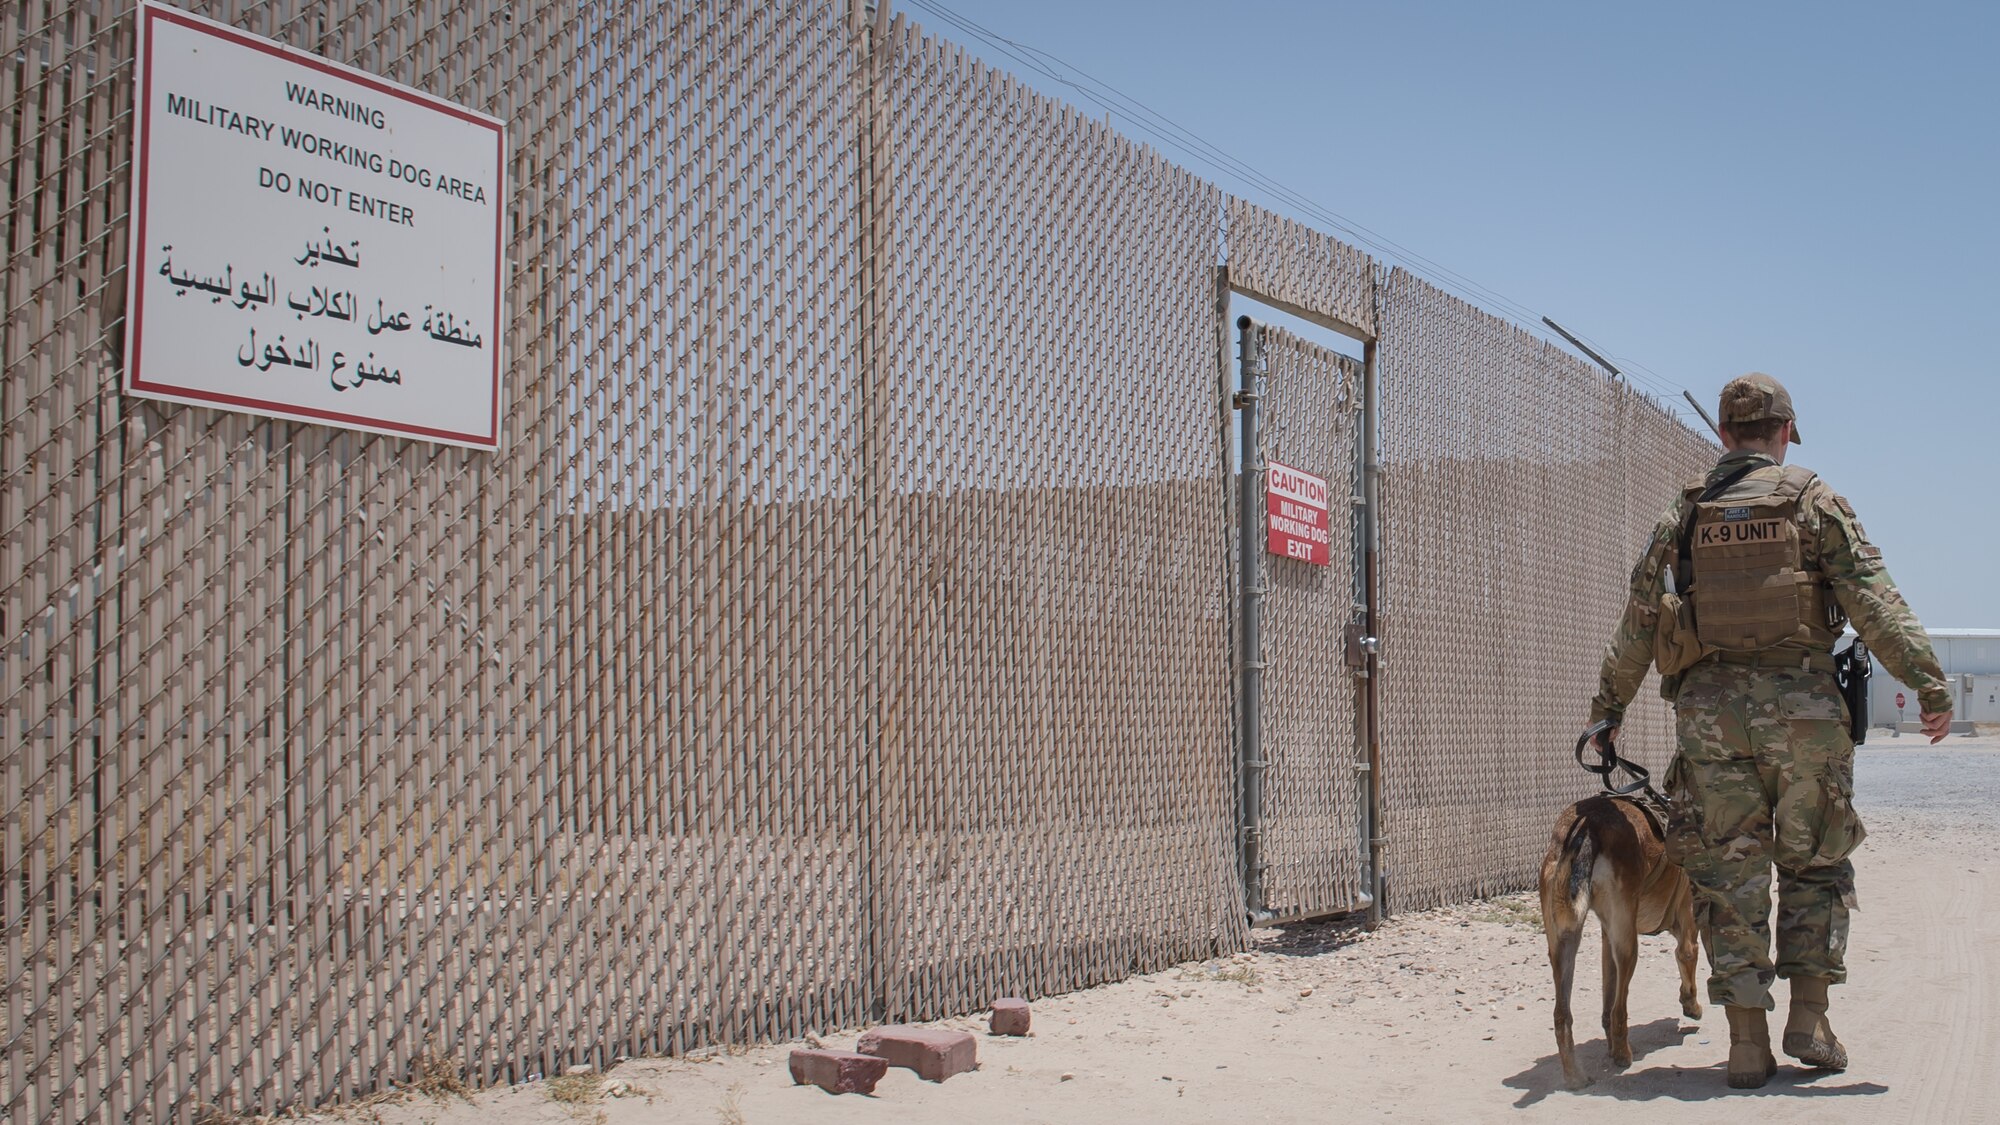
[1681,390,1722,438]
[1234,315,1269,922]
[1540,316,1622,379]
[1360,337,1385,926]
[1346,355,1373,922]
[852,0,896,1024]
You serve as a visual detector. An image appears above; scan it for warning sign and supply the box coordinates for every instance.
[124,2,508,448]
[1266,460,1332,566]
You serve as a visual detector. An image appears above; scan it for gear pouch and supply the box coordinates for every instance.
[1653,591,1709,678]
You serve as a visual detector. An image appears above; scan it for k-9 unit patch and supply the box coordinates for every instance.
[1696,518,1786,548]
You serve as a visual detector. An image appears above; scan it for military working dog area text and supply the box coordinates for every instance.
[306,735,2000,1125]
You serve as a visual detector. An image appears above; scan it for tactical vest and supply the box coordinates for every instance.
[1678,464,1844,653]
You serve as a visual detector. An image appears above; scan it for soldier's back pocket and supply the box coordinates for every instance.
[1662,754,1705,865]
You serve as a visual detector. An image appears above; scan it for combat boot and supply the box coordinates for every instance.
[1725,1005,1778,1089]
[1783,975,1847,1070]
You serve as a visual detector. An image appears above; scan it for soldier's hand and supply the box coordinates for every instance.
[1593,724,1620,752]
[1920,710,1952,744]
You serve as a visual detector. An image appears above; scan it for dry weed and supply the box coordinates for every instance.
[184,1042,454,1125]
[188,1102,311,1125]
[545,1072,606,1105]
[1464,892,1544,932]
[321,1089,403,1121]
[194,1083,410,1124]
[190,1103,248,1125]
[408,1038,472,1101]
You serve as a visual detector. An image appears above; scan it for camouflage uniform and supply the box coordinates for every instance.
[1589,448,1951,1010]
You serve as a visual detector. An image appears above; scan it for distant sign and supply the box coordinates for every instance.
[1896,691,1906,709]
[125,2,508,449]
[1266,460,1331,566]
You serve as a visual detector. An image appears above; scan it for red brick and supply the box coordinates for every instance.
[788,1049,889,1095]
[855,1026,978,1082]
[989,998,1031,1036]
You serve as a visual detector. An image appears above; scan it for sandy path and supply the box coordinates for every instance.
[314,737,2000,1125]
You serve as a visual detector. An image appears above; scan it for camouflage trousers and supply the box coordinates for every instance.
[1662,659,1866,1010]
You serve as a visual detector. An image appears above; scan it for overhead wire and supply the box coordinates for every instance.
[899,0,1703,416]
[901,0,1546,329]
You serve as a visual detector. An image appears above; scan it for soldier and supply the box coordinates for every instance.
[1585,373,1953,1089]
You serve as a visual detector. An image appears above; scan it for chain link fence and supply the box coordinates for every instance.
[5,2,1715,1120]
[1374,268,1714,910]
[868,9,1242,1022]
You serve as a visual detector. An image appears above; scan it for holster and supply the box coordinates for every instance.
[1653,590,1710,678]
[1834,640,1871,745]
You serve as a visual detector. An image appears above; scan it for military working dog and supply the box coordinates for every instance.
[1539,794,1702,1089]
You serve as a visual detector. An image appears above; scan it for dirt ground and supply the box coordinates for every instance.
[310,733,2000,1125]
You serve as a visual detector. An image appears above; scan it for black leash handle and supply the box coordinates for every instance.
[1575,719,1659,800]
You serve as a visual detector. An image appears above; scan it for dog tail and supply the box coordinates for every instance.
[1563,818,1596,910]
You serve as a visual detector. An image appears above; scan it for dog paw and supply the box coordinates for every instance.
[1563,1072,1595,1091]
[1683,1003,1703,1021]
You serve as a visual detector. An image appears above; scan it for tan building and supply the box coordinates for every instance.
[1864,627,2000,728]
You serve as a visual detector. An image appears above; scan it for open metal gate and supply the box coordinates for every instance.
[1234,316,1378,924]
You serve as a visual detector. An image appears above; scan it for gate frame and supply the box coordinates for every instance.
[1223,276,1385,927]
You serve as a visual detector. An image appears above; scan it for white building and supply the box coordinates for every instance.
[1864,627,2000,726]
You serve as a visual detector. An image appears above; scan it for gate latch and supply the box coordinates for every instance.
[1344,623,1378,669]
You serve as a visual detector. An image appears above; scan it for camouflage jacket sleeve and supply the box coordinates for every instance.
[1588,506,1680,724]
[1812,486,1953,713]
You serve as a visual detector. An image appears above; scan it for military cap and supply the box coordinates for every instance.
[1719,372,1802,444]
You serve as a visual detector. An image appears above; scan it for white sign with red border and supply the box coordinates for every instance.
[1266,460,1332,566]
[125,2,508,449]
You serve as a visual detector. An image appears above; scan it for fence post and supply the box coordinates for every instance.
[1234,316,1269,921]
[1361,337,1385,925]
[853,0,900,1024]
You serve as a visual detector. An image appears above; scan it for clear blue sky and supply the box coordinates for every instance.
[918,0,1998,627]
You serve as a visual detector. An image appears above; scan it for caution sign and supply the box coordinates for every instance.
[1266,460,1332,566]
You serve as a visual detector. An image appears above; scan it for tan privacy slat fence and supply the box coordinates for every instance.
[1374,268,1714,910]
[5,2,1718,1120]
[874,12,1241,1019]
